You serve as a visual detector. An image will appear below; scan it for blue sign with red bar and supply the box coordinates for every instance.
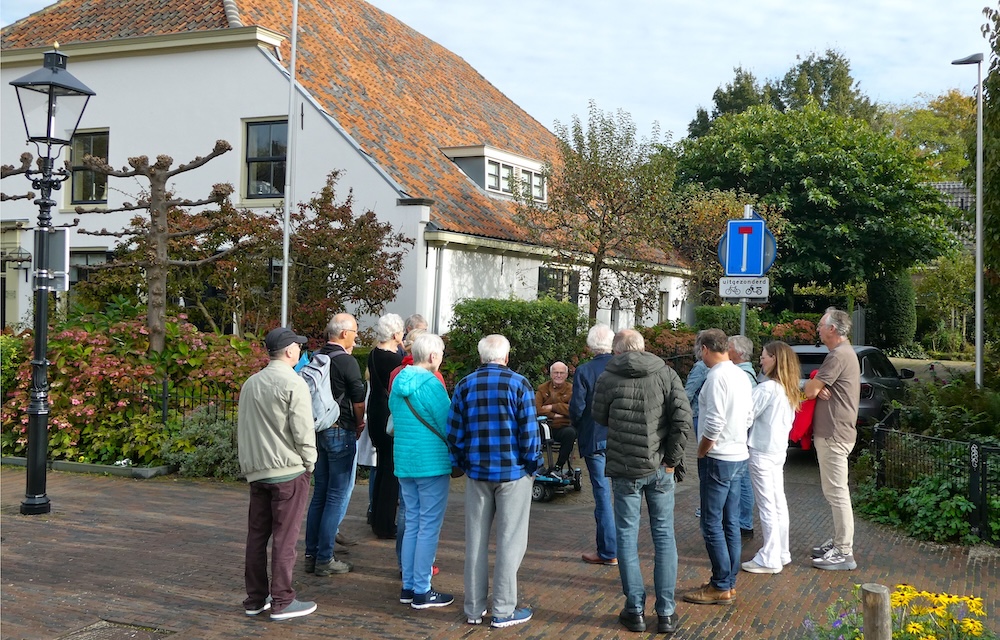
[724,219,765,276]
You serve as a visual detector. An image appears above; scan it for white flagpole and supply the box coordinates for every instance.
[281,0,300,327]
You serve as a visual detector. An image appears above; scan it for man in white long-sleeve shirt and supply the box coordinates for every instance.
[684,329,753,607]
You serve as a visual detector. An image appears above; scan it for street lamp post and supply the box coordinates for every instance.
[10,47,95,515]
[952,53,984,389]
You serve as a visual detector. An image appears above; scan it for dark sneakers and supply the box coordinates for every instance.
[658,613,678,634]
[411,590,454,609]
[304,555,315,574]
[399,588,414,604]
[618,609,646,632]
[244,596,272,616]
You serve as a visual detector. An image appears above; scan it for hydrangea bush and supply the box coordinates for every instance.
[1,305,267,466]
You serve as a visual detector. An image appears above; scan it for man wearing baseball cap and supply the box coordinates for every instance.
[238,327,318,621]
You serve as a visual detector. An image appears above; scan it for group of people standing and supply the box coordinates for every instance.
[566,309,861,634]
[234,307,861,634]
[234,314,542,627]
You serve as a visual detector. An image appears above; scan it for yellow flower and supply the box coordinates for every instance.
[960,617,985,636]
[905,622,925,634]
[966,597,986,617]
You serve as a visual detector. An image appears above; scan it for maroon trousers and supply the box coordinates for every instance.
[244,472,310,614]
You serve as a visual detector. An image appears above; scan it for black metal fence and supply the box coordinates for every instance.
[120,380,238,428]
[872,424,999,543]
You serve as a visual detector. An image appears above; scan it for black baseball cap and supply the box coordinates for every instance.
[265,327,307,352]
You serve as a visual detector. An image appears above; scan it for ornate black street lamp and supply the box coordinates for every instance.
[9,47,95,515]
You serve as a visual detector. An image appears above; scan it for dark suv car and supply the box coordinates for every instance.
[790,345,915,427]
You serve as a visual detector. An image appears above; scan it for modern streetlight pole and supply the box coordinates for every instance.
[10,47,95,515]
[952,53,984,388]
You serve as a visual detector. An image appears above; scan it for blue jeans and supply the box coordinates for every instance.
[612,467,677,617]
[398,475,450,594]
[697,456,745,591]
[739,460,755,530]
[305,427,356,564]
[585,452,617,560]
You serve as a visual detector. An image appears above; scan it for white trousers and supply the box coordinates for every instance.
[748,448,790,569]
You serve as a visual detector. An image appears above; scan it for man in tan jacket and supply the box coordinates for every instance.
[535,361,575,477]
[238,327,318,621]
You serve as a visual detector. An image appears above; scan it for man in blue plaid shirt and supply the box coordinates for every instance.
[447,334,541,629]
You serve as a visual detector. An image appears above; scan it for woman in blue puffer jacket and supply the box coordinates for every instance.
[388,333,455,610]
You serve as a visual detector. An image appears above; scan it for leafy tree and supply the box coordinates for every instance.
[75,142,246,353]
[913,252,974,335]
[517,101,677,322]
[677,104,960,308]
[884,89,976,181]
[772,50,882,125]
[688,67,775,138]
[688,50,880,138]
[286,171,414,340]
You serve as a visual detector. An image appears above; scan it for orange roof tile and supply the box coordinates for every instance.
[2,0,681,266]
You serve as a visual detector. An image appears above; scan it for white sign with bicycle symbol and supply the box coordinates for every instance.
[719,276,769,300]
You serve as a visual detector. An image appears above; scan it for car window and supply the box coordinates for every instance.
[867,351,898,379]
[796,354,826,379]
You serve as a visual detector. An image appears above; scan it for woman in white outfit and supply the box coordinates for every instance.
[741,341,801,574]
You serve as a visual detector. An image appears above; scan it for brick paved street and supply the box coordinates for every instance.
[2,448,997,639]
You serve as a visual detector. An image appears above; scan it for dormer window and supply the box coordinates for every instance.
[442,145,546,202]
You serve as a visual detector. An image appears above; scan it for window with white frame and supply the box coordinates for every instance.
[246,120,287,198]
[70,131,109,204]
[500,163,514,193]
[487,161,501,190]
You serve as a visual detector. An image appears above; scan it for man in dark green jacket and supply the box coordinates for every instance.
[593,329,692,635]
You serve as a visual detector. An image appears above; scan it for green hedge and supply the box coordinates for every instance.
[445,298,586,387]
[692,304,763,348]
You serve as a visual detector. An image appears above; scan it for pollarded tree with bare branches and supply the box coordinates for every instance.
[75,140,252,353]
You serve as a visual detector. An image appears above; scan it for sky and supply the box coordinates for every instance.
[2,0,992,141]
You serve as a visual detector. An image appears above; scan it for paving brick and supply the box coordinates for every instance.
[1,448,997,639]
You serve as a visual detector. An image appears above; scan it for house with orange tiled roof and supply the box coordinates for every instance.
[1,0,690,332]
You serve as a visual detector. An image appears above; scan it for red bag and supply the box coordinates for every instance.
[789,370,817,449]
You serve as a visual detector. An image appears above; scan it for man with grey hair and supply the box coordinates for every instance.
[593,329,691,635]
[805,308,860,571]
[727,334,758,540]
[571,324,618,567]
[305,313,365,577]
[447,334,541,628]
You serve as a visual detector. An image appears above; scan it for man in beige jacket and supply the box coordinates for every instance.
[238,327,318,621]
